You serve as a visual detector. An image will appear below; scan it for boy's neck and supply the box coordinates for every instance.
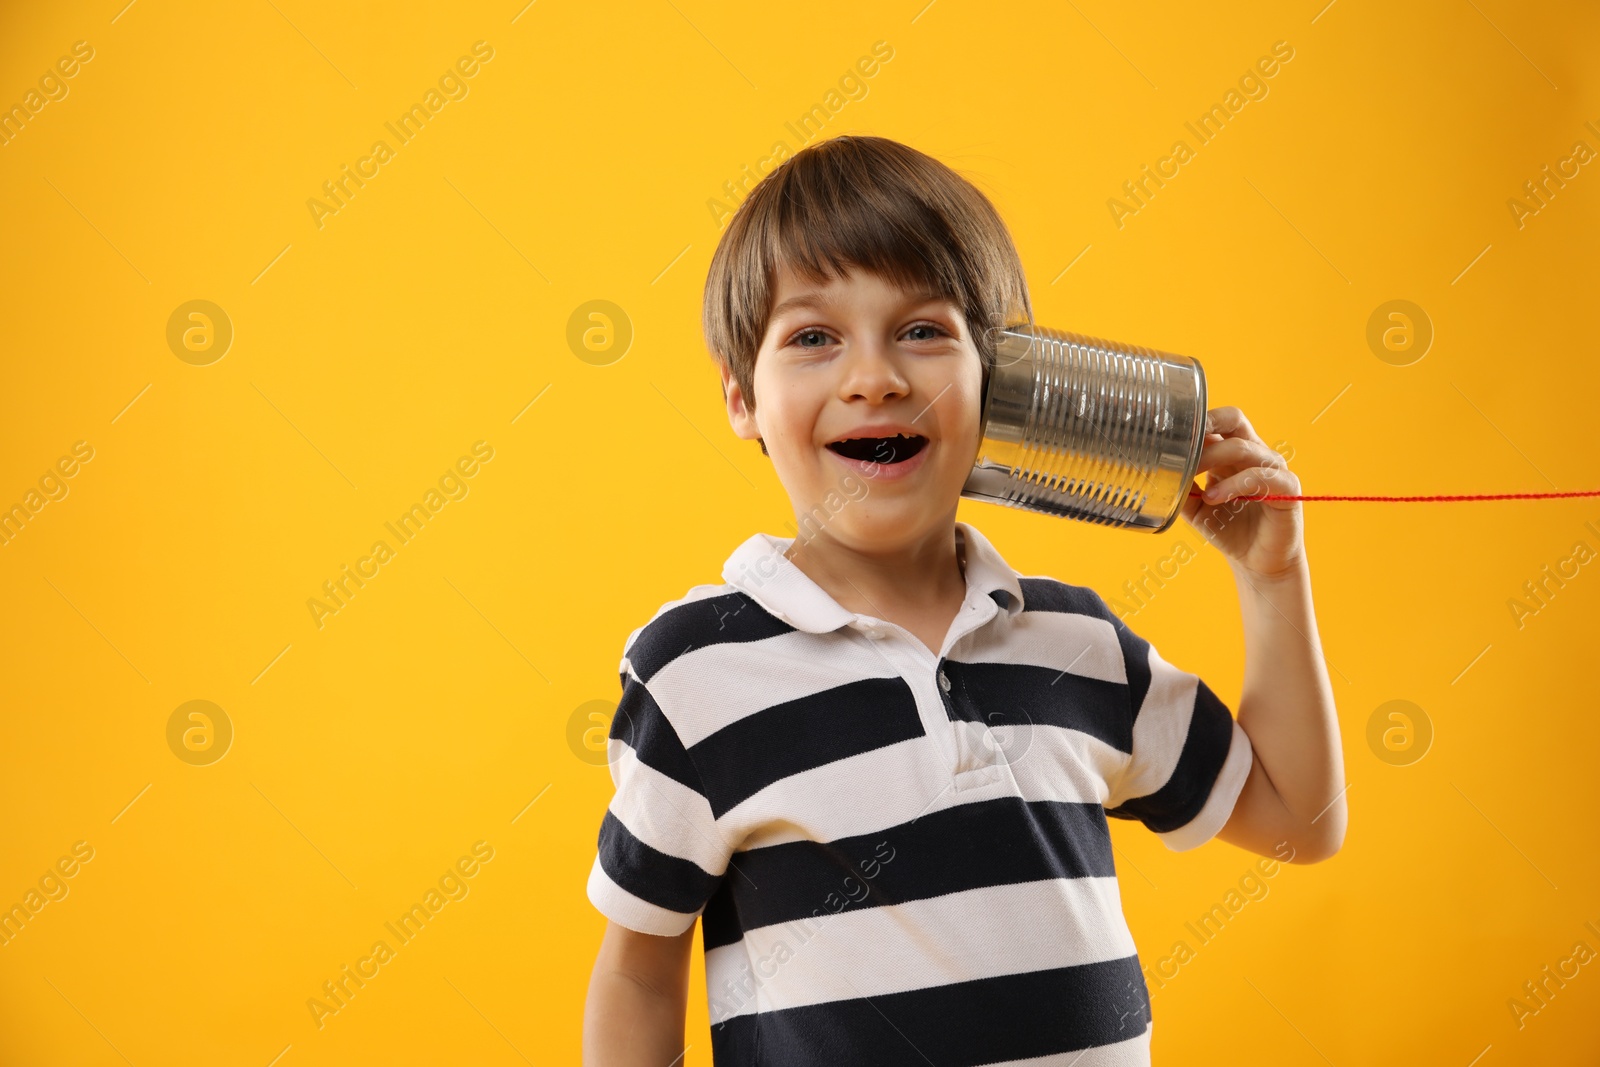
[781,519,968,629]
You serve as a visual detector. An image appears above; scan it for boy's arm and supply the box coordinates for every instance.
[1178,406,1346,864]
[583,919,695,1066]
[1214,557,1346,863]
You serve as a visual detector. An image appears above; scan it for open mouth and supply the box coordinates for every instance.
[826,433,929,465]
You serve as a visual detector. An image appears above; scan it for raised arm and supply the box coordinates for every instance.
[1215,558,1345,861]
[1180,406,1347,863]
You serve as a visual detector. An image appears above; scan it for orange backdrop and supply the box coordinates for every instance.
[2,1,1597,1063]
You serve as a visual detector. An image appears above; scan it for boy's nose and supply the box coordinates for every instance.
[837,341,910,402]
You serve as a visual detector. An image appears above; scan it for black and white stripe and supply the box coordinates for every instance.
[588,522,1252,1065]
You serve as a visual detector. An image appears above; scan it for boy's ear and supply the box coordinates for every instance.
[718,362,761,443]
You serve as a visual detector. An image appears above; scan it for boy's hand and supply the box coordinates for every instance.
[1178,406,1304,581]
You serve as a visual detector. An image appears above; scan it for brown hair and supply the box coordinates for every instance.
[702,135,1034,432]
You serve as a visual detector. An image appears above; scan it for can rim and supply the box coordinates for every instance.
[1152,355,1209,534]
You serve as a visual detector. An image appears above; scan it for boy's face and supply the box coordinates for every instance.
[720,263,985,556]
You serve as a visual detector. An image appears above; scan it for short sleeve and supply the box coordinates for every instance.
[1101,614,1253,852]
[586,665,733,935]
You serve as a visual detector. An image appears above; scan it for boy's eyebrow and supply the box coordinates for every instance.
[769,287,951,322]
[769,293,838,320]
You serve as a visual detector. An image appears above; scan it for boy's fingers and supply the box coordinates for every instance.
[1203,406,1240,434]
[1203,464,1301,503]
[1204,406,1263,443]
[1198,436,1286,474]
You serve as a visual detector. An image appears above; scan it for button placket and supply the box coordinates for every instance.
[932,654,966,782]
[854,618,966,776]
[939,601,1008,784]
[936,656,977,782]
[948,606,997,782]
[855,594,1005,786]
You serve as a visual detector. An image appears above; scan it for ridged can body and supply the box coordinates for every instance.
[961,324,1207,532]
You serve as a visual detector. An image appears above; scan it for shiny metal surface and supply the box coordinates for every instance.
[960,324,1207,532]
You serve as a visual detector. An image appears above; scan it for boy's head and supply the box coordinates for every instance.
[702,135,1033,554]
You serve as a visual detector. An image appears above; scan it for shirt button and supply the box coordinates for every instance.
[938,670,952,692]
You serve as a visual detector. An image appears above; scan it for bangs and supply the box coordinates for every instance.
[762,148,969,311]
[704,135,1032,412]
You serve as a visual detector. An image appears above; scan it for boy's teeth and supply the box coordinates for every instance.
[826,433,928,463]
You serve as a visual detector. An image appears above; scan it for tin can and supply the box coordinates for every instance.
[961,324,1207,533]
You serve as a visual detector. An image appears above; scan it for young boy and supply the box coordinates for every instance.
[583,135,1345,1066]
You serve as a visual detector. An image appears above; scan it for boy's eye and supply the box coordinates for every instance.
[785,322,949,348]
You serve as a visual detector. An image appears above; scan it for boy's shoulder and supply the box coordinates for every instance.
[1013,573,1151,672]
[616,579,789,685]
[1012,573,1121,623]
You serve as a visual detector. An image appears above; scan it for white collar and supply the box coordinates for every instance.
[720,520,1025,634]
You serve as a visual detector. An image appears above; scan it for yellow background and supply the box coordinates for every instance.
[2,0,1597,1063]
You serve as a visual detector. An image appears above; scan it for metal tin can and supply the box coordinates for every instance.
[961,324,1207,533]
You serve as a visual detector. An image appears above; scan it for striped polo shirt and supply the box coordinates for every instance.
[587,520,1253,1066]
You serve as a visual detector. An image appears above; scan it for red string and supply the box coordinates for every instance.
[1186,488,1600,502]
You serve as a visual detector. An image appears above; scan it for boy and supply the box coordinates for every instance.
[583,135,1345,1065]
